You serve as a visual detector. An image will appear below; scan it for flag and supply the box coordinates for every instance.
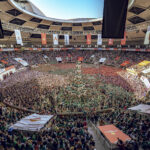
[41,33,47,45]
[78,57,84,62]
[53,34,58,45]
[64,34,69,45]
[121,61,130,67]
[0,20,4,38]
[87,34,91,45]
[14,29,23,45]
[108,39,113,45]
[144,26,150,45]
[102,0,129,38]
[97,34,102,45]
[121,32,126,45]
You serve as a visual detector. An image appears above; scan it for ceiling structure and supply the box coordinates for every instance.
[0,0,150,46]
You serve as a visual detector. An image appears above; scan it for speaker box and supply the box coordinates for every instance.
[102,0,129,39]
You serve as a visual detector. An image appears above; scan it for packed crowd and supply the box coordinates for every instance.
[1,50,150,69]
[0,105,95,150]
[94,109,150,150]
[0,50,150,150]
[1,70,69,113]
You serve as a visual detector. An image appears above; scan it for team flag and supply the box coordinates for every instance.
[41,33,47,45]
[87,34,91,45]
[64,34,69,45]
[97,34,102,45]
[14,29,23,45]
[53,34,58,45]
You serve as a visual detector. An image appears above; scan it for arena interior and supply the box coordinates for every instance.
[0,0,150,150]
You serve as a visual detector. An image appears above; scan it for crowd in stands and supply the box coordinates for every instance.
[94,109,150,150]
[0,104,95,150]
[0,50,150,150]
[0,50,150,69]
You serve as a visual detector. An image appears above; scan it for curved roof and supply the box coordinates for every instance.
[10,0,134,23]
[0,0,150,45]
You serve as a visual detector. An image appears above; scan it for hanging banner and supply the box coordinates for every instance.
[87,34,91,45]
[41,33,47,45]
[53,34,58,45]
[64,34,69,45]
[14,29,23,45]
[121,32,126,45]
[108,39,113,45]
[97,34,102,45]
[144,26,150,45]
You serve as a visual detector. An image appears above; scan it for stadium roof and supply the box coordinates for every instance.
[0,0,150,44]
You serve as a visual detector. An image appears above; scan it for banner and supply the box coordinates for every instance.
[14,58,29,67]
[140,76,150,89]
[108,39,113,45]
[97,34,102,45]
[99,58,106,63]
[10,114,53,131]
[144,26,150,45]
[142,67,150,74]
[87,34,91,45]
[53,34,58,45]
[41,33,47,45]
[121,32,126,45]
[64,34,69,45]
[44,55,49,59]
[126,68,138,76]
[78,57,84,62]
[138,60,150,66]
[121,60,130,67]
[99,125,131,144]
[1,60,8,64]
[0,20,4,38]
[56,57,62,62]
[14,29,23,45]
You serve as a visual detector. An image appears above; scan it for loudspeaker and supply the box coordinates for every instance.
[102,0,129,39]
[0,20,4,38]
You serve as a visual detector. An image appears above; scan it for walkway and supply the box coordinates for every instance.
[88,124,106,150]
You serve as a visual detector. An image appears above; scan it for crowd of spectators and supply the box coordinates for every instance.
[0,50,150,150]
[93,109,150,150]
[0,105,95,150]
[0,50,150,69]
